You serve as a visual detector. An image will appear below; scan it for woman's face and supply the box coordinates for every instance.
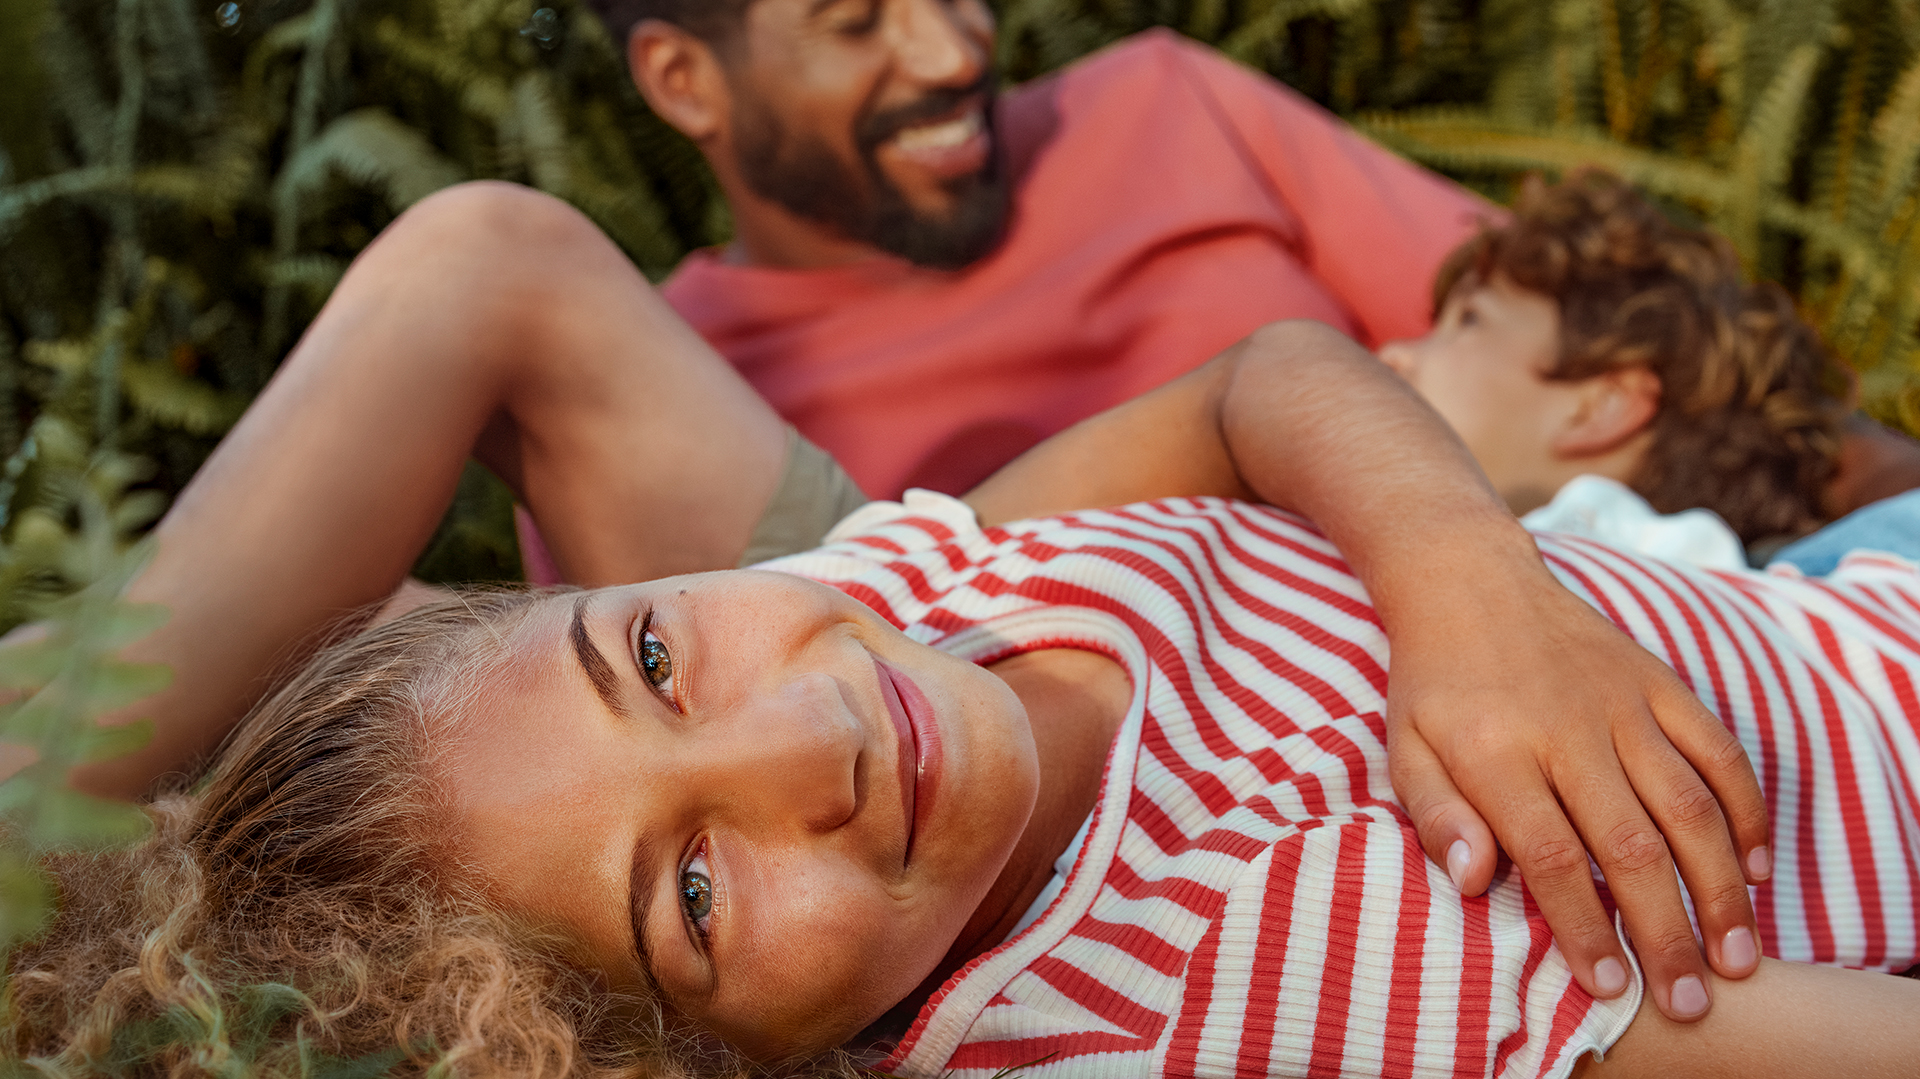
[433,570,1040,1058]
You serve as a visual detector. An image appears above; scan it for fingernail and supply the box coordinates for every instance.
[1593,956,1628,996]
[1746,846,1772,880]
[1446,839,1472,891]
[1721,926,1757,971]
[1669,974,1709,1018]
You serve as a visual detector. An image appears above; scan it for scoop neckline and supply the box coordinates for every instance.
[888,603,1149,1072]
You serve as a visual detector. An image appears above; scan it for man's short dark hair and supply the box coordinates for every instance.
[584,0,752,48]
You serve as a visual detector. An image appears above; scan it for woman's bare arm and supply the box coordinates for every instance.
[1577,959,1920,1078]
[966,319,1770,1024]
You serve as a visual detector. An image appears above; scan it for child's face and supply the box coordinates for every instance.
[1378,274,1574,513]
[432,570,1040,1058]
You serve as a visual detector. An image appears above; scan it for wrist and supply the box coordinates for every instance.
[1357,507,1553,632]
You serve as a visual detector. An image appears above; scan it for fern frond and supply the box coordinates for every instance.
[140,0,217,126]
[39,5,115,165]
[510,71,571,196]
[262,255,348,301]
[21,338,94,379]
[1871,56,1920,221]
[1360,107,1895,311]
[372,18,514,122]
[1721,40,1824,263]
[0,166,116,236]
[1358,110,1727,201]
[120,360,246,436]
[278,108,466,215]
[1219,0,1371,66]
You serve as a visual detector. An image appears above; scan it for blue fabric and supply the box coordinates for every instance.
[1774,488,1920,575]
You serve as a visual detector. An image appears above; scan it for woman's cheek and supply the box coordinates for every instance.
[708,878,925,1056]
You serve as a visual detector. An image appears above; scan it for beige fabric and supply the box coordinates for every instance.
[736,428,871,567]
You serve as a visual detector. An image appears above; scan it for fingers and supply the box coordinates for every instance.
[1648,677,1772,887]
[1465,752,1639,1004]
[1610,701,1763,993]
[1389,727,1497,896]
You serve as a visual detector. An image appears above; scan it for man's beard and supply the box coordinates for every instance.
[732,76,1010,270]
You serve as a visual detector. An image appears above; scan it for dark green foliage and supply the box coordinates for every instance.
[0,417,163,960]
[0,0,719,587]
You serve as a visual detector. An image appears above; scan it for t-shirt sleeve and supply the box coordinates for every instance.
[1156,807,1643,1078]
[756,491,991,628]
[1159,34,1493,347]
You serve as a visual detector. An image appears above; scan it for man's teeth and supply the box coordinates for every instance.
[892,111,982,152]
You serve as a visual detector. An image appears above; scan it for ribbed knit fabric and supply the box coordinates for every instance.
[764,492,1920,1078]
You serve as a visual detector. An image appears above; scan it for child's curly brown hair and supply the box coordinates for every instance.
[1434,169,1850,544]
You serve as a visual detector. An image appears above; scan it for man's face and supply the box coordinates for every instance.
[722,0,1007,268]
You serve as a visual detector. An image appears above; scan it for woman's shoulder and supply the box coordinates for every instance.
[761,493,1350,635]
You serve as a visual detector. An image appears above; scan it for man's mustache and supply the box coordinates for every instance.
[856,73,999,153]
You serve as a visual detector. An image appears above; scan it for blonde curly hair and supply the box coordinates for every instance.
[1434,169,1850,544]
[5,591,851,1078]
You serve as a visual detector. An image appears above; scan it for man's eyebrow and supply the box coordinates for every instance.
[568,594,631,720]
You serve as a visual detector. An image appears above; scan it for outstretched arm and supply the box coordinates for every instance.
[52,182,791,799]
[1576,960,1920,1078]
[966,319,1770,1024]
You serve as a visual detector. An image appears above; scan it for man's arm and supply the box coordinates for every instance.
[1825,413,1920,517]
[1575,960,1920,1078]
[966,319,1770,1024]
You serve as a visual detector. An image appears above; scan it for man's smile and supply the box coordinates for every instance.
[882,104,990,179]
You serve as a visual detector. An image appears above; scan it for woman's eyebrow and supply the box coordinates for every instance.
[569,594,632,720]
[629,842,665,995]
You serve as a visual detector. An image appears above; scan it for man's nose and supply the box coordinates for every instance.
[891,0,989,87]
[703,671,862,834]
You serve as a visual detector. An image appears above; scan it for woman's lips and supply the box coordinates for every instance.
[876,659,940,867]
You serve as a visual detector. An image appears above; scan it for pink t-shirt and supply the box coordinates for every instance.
[663,30,1489,499]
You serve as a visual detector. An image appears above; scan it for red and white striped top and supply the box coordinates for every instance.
[767,493,1920,1078]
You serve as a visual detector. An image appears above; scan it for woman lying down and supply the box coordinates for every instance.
[7,184,1919,1078]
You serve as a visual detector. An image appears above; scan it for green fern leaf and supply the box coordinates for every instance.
[1870,57,1920,221]
[278,107,466,212]
[1358,110,1728,201]
[120,359,247,436]
[1220,0,1371,66]
[1722,41,1824,264]
[510,71,571,195]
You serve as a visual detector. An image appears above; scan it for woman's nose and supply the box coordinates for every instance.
[701,672,863,834]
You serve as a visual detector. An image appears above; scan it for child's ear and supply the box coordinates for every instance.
[627,20,729,142]
[1550,367,1662,459]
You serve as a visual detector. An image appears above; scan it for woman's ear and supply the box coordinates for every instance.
[1550,367,1662,459]
[627,20,730,142]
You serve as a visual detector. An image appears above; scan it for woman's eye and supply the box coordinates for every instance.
[680,848,714,937]
[639,628,674,693]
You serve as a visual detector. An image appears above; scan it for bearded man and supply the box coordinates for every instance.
[576,0,1920,522]
[591,0,1481,497]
